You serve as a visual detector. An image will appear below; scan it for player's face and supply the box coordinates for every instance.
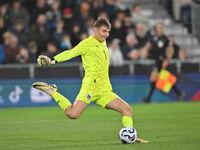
[93,26,110,42]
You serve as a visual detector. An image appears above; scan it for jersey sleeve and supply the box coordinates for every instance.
[53,40,87,63]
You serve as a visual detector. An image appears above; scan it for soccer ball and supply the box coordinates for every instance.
[119,127,137,144]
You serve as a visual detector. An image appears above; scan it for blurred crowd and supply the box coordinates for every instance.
[161,0,192,32]
[0,0,187,65]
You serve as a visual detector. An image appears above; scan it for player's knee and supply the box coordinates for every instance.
[122,105,133,116]
[65,111,80,119]
[127,105,133,114]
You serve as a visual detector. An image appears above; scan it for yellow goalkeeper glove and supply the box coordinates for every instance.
[37,55,56,67]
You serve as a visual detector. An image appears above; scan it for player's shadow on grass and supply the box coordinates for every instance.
[57,140,121,147]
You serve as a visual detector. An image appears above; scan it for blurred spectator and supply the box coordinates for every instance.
[130,4,149,26]
[98,10,109,19]
[28,41,38,63]
[0,45,4,63]
[75,1,91,30]
[62,7,74,32]
[104,0,117,21]
[0,16,7,45]
[60,33,73,51]
[46,11,56,32]
[50,0,62,21]
[115,10,126,21]
[46,41,59,58]
[91,0,104,19]
[115,0,130,11]
[172,0,191,21]
[162,0,174,19]
[109,39,124,66]
[3,31,20,63]
[167,34,187,60]
[85,18,95,35]
[23,0,35,14]
[0,3,11,27]
[46,0,62,31]
[163,0,192,32]
[123,14,135,38]
[31,0,48,24]
[52,19,66,44]
[9,0,30,27]
[30,14,50,54]
[10,19,29,47]
[109,18,126,43]
[60,0,77,11]
[70,23,82,46]
[16,47,29,64]
[180,3,192,32]
[135,23,149,49]
[0,0,168,64]
[122,33,140,60]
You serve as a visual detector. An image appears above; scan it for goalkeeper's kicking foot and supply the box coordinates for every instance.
[135,138,150,144]
[32,81,57,95]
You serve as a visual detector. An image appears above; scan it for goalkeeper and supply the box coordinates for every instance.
[33,17,148,143]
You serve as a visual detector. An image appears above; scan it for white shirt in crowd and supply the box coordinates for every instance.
[109,39,124,67]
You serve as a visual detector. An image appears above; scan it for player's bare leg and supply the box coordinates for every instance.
[105,98,133,120]
[32,81,87,119]
[106,98,149,143]
[64,100,87,119]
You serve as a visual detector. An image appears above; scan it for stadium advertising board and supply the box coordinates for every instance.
[0,74,199,107]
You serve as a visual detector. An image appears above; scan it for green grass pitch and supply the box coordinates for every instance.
[0,102,200,150]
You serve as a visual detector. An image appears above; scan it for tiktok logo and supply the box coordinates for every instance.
[9,85,23,103]
[30,87,51,103]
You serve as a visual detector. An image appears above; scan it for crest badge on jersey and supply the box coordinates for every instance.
[86,93,92,101]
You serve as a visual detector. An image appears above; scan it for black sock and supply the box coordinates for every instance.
[172,84,181,95]
[145,82,155,102]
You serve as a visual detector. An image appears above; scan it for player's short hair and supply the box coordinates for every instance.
[93,17,111,29]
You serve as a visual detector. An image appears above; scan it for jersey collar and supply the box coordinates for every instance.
[90,36,107,47]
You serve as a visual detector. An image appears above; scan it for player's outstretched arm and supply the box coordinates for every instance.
[37,55,57,67]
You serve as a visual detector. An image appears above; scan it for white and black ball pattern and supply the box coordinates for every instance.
[119,127,137,144]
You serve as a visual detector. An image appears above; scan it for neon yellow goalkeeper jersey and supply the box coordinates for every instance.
[54,36,112,92]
